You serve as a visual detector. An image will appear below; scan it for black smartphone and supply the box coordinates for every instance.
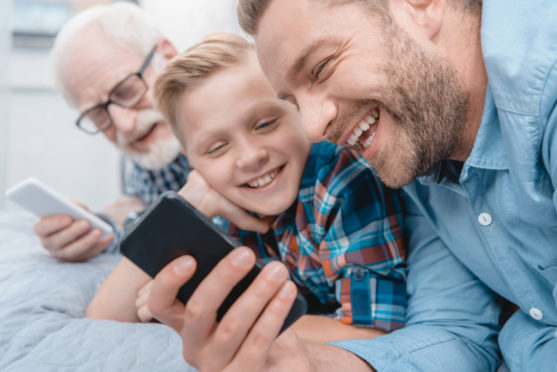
[120,191,307,333]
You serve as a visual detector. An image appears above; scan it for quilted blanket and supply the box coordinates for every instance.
[0,211,196,371]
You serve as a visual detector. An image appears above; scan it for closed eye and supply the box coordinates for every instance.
[207,142,227,155]
[255,118,279,132]
[312,57,333,82]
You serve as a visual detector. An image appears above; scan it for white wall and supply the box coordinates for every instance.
[0,0,12,210]
[141,0,245,51]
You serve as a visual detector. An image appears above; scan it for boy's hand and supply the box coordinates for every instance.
[34,203,114,262]
[178,170,271,233]
[136,280,155,322]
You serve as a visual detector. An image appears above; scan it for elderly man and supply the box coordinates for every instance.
[147,0,557,371]
[34,3,190,262]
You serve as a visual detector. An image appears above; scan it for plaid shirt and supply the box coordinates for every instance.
[124,153,191,206]
[217,142,406,332]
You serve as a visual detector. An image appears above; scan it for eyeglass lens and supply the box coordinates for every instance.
[80,74,147,133]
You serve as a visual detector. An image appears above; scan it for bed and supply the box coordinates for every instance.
[0,210,196,371]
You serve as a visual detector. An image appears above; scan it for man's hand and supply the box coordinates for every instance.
[34,201,113,262]
[102,194,146,230]
[147,248,375,372]
[178,170,271,233]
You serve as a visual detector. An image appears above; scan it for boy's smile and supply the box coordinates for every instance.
[177,51,311,216]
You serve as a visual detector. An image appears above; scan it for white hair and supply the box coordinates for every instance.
[51,2,162,107]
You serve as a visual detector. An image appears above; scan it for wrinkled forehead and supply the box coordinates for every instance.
[62,27,145,108]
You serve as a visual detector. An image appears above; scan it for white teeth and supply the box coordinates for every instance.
[363,132,376,148]
[359,121,370,131]
[346,109,379,148]
[247,169,279,188]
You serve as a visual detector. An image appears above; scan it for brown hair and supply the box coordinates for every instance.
[237,0,482,35]
[154,33,252,138]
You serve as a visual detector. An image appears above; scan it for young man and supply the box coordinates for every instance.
[87,34,406,345]
[33,3,192,262]
[148,0,556,371]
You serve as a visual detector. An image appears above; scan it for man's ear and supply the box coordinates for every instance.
[395,0,445,40]
[156,37,178,60]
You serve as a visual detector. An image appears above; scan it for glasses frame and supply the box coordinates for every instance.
[75,45,158,135]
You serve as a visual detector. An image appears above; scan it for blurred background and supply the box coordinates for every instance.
[0,0,242,211]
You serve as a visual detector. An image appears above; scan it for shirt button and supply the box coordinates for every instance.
[353,268,366,281]
[478,213,492,226]
[529,307,543,321]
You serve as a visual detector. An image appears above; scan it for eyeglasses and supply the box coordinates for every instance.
[75,45,157,135]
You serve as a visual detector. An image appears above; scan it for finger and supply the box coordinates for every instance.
[68,197,90,211]
[53,228,105,262]
[66,233,114,262]
[232,281,298,369]
[33,215,73,237]
[148,255,197,332]
[137,304,154,323]
[138,280,153,298]
[207,261,289,366]
[181,247,256,350]
[41,219,91,252]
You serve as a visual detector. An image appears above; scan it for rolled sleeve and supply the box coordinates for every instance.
[331,195,501,372]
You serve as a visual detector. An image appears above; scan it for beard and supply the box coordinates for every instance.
[117,108,182,170]
[358,22,469,188]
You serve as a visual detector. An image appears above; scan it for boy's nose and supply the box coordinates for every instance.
[297,92,337,143]
[109,105,138,134]
[236,144,268,170]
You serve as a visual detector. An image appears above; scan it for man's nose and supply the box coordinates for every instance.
[297,92,337,143]
[108,105,138,134]
[236,142,268,170]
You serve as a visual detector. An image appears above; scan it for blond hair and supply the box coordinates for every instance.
[154,33,252,138]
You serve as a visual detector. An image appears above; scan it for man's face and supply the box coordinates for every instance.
[255,0,469,188]
[177,52,311,217]
[62,25,180,170]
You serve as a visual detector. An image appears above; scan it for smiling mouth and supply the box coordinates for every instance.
[345,108,380,150]
[133,122,159,144]
[245,166,283,189]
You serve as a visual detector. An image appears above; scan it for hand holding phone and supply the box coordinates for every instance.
[5,178,113,238]
[6,178,114,261]
[120,191,307,332]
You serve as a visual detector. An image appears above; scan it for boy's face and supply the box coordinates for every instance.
[177,52,311,217]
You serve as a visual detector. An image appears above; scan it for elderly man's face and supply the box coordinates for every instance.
[255,0,469,188]
[62,26,180,170]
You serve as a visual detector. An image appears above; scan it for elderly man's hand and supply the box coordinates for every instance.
[33,203,114,262]
[147,248,375,372]
[178,170,272,233]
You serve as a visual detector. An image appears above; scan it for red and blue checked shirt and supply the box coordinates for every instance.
[217,142,406,332]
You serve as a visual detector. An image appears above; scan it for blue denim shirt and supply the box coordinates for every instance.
[332,0,557,370]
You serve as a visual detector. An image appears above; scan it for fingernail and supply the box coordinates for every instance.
[265,263,286,281]
[60,217,72,227]
[278,281,295,298]
[231,248,252,267]
[173,256,194,275]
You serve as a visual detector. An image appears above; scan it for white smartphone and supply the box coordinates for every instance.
[5,177,113,238]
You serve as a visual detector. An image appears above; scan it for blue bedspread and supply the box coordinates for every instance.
[0,211,196,371]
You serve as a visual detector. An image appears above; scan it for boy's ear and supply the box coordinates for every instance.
[396,0,446,41]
